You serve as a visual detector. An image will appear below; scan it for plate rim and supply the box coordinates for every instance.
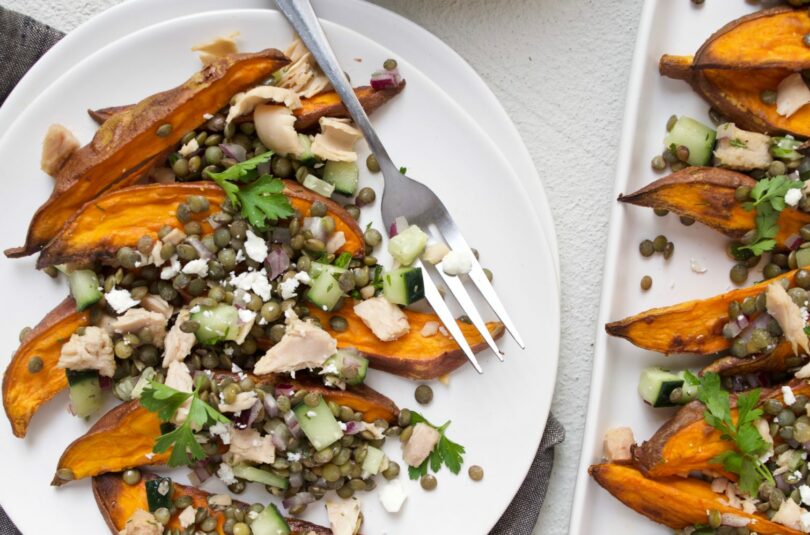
[0,7,560,534]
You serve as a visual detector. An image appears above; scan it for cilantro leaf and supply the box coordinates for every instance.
[238,176,295,229]
[406,411,466,480]
[739,176,802,255]
[140,380,230,467]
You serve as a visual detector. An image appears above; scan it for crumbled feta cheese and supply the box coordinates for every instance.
[105,287,140,314]
[287,452,302,462]
[182,258,209,277]
[786,187,804,208]
[160,256,182,280]
[279,276,300,299]
[178,506,196,529]
[238,309,257,324]
[229,269,272,301]
[379,479,408,513]
[338,421,348,431]
[784,385,798,406]
[178,138,199,157]
[209,422,232,445]
[321,362,339,376]
[295,271,311,284]
[442,250,473,276]
[244,230,269,262]
[420,321,440,337]
[690,258,708,274]
[217,463,237,485]
[144,452,155,460]
[235,248,246,263]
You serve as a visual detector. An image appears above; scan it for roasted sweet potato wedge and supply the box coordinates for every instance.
[53,373,398,484]
[605,270,795,355]
[93,472,331,534]
[38,179,363,267]
[589,463,802,534]
[89,83,406,132]
[307,301,505,379]
[6,49,289,258]
[3,297,89,438]
[702,342,798,377]
[633,379,810,479]
[619,166,810,247]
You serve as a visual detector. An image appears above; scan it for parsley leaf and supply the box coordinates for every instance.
[204,152,294,229]
[686,372,773,496]
[739,175,802,256]
[140,380,230,467]
[406,411,466,480]
[729,138,748,149]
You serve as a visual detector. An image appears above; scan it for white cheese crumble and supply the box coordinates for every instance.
[786,187,803,208]
[229,269,272,301]
[690,258,708,274]
[217,463,237,485]
[178,506,196,529]
[379,479,408,513]
[238,309,257,323]
[338,421,348,431]
[105,287,140,314]
[295,271,311,284]
[160,256,182,280]
[182,258,209,277]
[783,385,798,406]
[286,452,302,462]
[800,485,810,506]
[279,276,301,299]
[244,230,269,262]
[442,249,473,276]
[209,422,232,445]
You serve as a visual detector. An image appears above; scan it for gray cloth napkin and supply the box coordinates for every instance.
[0,7,564,534]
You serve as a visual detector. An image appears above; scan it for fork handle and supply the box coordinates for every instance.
[275,0,399,175]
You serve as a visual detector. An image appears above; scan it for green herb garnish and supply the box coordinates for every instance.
[334,252,353,269]
[205,152,294,229]
[140,380,230,467]
[739,175,803,256]
[729,138,747,149]
[407,411,465,480]
[684,372,773,496]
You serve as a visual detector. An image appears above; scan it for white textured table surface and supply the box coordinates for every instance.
[3,0,644,532]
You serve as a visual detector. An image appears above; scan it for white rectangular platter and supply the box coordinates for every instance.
[569,1,772,533]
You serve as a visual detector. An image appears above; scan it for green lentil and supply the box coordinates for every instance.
[468,465,484,481]
[56,468,75,481]
[761,90,778,105]
[653,208,669,217]
[346,205,361,220]
[415,384,433,404]
[271,156,292,178]
[310,201,328,218]
[420,474,437,491]
[652,235,667,252]
[730,263,749,285]
[156,123,172,137]
[27,356,43,374]
[735,185,752,203]
[663,241,674,260]
[383,58,398,70]
[640,275,652,291]
[364,228,382,247]
[356,187,376,206]
[679,216,695,226]
[304,392,321,407]
[122,469,141,485]
[366,154,380,173]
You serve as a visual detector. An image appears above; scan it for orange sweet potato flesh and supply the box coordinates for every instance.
[589,463,802,534]
[605,270,795,355]
[93,472,331,535]
[619,166,810,247]
[633,378,810,479]
[37,179,363,267]
[2,297,89,438]
[6,49,289,259]
[53,373,398,484]
[307,301,505,380]
[89,83,405,132]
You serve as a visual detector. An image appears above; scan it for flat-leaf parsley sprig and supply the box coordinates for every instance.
[684,372,773,496]
[205,151,294,229]
[739,175,803,256]
[407,411,466,480]
[139,380,231,467]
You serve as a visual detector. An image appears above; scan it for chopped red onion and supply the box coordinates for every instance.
[99,376,112,389]
[787,234,803,250]
[344,421,365,435]
[325,232,346,254]
[187,236,213,260]
[233,401,261,429]
[303,217,327,241]
[735,315,750,331]
[275,384,295,398]
[370,68,402,90]
[263,394,279,418]
[724,321,742,339]
[265,248,290,281]
[219,143,247,162]
[284,410,303,438]
[282,492,315,510]
[389,216,409,237]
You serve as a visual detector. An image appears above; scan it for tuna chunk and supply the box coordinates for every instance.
[402,422,440,467]
[353,297,410,342]
[713,123,772,171]
[766,283,810,356]
[602,427,635,463]
[253,311,337,375]
[140,295,173,319]
[57,326,115,377]
[40,124,80,176]
[226,428,275,465]
[162,310,196,367]
[112,308,168,348]
[165,361,193,425]
[119,509,164,535]
[326,498,363,535]
[218,391,258,414]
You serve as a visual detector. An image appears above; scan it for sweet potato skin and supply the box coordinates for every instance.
[589,463,802,534]
[53,373,398,484]
[306,301,505,379]
[633,379,810,479]
[93,472,332,534]
[2,297,89,438]
[7,49,288,258]
[38,179,363,267]
[88,83,406,131]
[605,270,795,355]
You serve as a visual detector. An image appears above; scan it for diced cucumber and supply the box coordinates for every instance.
[130,367,157,399]
[231,464,289,490]
[306,271,344,312]
[303,174,335,198]
[383,267,425,305]
[250,503,291,535]
[322,349,369,386]
[294,396,344,450]
[191,304,239,345]
[145,477,173,512]
[772,135,804,161]
[308,261,347,279]
[323,161,359,195]
[388,225,428,266]
[361,445,385,477]
[65,369,103,418]
[68,269,102,311]
[638,367,696,408]
[297,134,317,165]
[663,116,716,166]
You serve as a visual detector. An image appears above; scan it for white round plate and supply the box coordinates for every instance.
[0,9,559,535]
[0,0,559,278]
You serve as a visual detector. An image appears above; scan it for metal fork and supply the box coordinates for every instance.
[275,0,526,372]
